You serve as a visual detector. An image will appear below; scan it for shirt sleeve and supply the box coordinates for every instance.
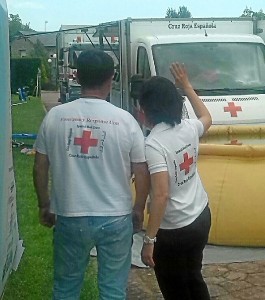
[145,144,168,175]
[186,119,204,137]
[130,118,146,163]
[34,114,49,155]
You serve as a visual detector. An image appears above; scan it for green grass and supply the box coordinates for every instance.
[2,96,98,299]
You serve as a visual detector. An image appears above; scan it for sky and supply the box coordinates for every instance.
[5,0,265,32]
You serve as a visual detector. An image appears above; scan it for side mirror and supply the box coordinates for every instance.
[130,74,145,99]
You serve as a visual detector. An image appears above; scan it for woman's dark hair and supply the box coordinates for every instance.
[139,76,184,126]
[76,49,114,88]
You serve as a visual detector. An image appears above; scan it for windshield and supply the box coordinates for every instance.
[153,42,265,94]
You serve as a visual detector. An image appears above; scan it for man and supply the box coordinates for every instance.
[33,49,149,300]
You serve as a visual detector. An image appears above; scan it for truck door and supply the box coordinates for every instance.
[132,46,151,129]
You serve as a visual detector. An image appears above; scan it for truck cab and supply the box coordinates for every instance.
[133,34,265,126]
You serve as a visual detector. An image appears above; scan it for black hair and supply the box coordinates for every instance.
[76,49,114,88]
[139,76,184,126]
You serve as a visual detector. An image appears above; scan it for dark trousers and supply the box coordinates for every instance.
[153,205,211,300]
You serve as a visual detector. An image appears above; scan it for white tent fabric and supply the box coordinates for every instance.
[0,1,23,296]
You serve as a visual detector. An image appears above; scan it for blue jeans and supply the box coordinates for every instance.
[52,214,133,300]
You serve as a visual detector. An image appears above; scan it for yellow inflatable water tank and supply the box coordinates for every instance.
[134,125,265,247]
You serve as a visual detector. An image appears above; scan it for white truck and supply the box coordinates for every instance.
[56,25,118,103]
[95,18,265,247]
[85,17,265,135]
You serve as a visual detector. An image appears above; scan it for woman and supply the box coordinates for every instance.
[140,62,212,300]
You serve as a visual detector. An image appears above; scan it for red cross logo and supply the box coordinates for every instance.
[224,102,242,117]
[179,153,194,175]
[74,130,98,154]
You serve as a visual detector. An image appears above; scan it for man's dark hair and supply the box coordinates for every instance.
[139,76,184,126]
[76,49,114,88]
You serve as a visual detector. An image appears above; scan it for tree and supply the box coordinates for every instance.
[30,40,49,86]
[166,6,192,18]
[9,14,32,39]
[241,6,265,20]
[166,8,178,18]
[177,6,192,18]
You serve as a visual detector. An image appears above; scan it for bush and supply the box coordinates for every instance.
[10,58,41,95]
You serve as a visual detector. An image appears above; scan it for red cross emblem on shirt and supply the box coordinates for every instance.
[179,153,194,175]
[224,102,242,117]
[74,130,98,154]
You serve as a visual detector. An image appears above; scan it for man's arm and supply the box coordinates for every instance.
[33,151,55,227]
[131,162,150,233]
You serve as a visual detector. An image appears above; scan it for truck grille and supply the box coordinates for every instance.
[202,96,259,102]
[202,98,226,102]
[232,96,259,102]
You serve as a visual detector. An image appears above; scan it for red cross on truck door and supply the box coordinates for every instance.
[74,130,98,154]
[179,152,194,175]
[224,102,242,117]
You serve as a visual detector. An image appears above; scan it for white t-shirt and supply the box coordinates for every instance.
[145,119,208,229]
[35,98,146,217]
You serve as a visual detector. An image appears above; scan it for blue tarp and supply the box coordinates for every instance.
[12,133,37,139]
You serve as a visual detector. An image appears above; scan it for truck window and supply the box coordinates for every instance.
[152,42,265,94]
[137,46,151,79]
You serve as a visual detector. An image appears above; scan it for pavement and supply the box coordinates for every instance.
[41,90,265,300]
[41,90,61,111]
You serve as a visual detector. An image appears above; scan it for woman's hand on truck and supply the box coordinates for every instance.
[171,62,212,132]
[170,62,193,91]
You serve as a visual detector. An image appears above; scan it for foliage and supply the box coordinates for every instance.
[8,14,32,39]
[30,40,50,85]
[166,6,192,18]
[166,8,178,18]
[3,96,99,299]
[9,14,52,89]
[241,7,265,20]
[10,58,41,96]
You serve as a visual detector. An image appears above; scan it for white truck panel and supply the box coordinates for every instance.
[140,34,265,45]
[184,94,265,125]
[128,18,256,44]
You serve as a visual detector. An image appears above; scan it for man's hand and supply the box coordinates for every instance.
[39,207,55,228]
[141,244,155,268]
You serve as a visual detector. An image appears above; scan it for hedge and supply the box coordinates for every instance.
[10,58,41,95]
